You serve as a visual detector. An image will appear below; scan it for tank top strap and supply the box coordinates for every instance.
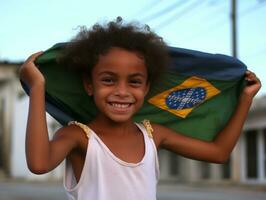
[142,119,154,138]
[68,121,91,138]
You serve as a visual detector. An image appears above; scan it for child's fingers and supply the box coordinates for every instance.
[242,70,261,98]
[21,51,43,71]
[26,51,43,63]
[245,70,257,82]
[20,51,43,73]
[245,71,261,89]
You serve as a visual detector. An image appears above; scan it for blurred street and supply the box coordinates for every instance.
[0,179,266,200]
[157,183,266,200]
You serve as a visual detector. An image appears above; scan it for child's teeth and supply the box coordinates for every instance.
[112,103,129,108]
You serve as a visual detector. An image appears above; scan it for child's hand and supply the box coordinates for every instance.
[19,52,45,88]
[242,70,261,100]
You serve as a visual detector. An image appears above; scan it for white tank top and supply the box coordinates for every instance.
[64,121,160,200]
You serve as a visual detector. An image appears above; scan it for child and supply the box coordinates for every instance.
[19,18,261,200]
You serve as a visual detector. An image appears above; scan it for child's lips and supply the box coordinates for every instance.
[107,102,134,113]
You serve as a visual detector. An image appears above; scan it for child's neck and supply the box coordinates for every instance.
[88,115,138,137]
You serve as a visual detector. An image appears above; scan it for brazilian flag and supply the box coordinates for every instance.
[21,43,246,141]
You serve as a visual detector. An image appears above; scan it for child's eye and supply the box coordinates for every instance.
[101,78,115,85]
[129,79,143,87]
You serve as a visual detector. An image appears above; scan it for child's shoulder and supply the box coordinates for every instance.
[146,121,168,135]
[146,121,181,149]
[53,121,90,146]
[142,121,167,148]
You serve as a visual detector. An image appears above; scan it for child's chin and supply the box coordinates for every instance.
[108,114,133,123]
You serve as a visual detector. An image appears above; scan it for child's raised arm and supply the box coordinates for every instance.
[153,71,261,163]
[20,52,78,174]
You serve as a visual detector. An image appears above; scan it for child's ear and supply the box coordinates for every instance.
[83,78,93,96]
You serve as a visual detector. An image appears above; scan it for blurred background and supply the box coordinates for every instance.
[0,0,266,199]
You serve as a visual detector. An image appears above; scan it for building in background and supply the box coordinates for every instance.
[158,95,266,185]
[0,61,18,178]
[0,61,62,181]
[0,61,265,184]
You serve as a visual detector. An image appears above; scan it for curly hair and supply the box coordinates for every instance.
[60,17,169,87]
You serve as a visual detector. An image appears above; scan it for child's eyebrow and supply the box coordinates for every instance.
[98,71,146,78]
[98,71,116,76]
[128,73,146,78]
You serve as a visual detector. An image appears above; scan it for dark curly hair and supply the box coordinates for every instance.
[60,17,169,87]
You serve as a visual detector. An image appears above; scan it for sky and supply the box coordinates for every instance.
[0,0,265,96]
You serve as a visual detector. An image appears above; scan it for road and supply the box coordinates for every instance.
[0,179,266,200]
[157,184,266,200]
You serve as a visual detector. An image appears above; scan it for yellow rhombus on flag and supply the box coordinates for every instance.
[148,76,221,118]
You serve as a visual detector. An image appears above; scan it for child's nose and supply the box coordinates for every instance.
[114,82,130,97]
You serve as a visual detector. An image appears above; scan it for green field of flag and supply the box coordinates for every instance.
[21,43,246,141]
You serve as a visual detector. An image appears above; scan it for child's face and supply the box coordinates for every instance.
[85,47,150,123]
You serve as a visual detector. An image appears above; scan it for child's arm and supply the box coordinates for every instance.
[153,71,261,163]
[20,52,79,174]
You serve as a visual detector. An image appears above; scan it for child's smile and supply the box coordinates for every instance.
[85,47,150,123]
[107,101,134,113]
